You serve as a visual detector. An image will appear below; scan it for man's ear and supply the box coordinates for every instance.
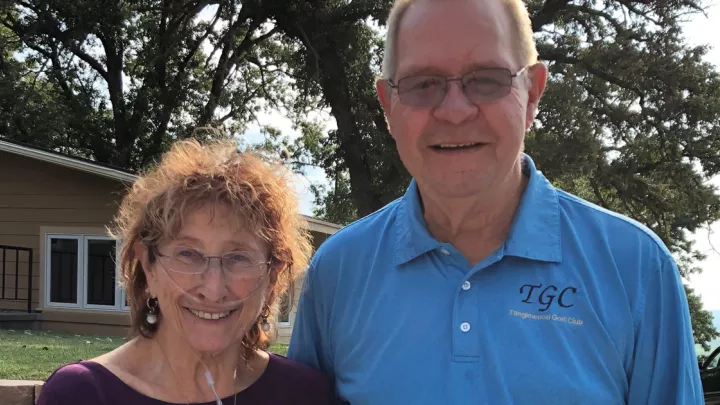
[524,62,548,131]
[376,78,393,117]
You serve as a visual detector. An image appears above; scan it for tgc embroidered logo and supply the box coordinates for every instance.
[519,284,578,312]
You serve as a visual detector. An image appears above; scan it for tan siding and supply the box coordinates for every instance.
[0,300,37,311]
[0,194,123,209]
[40,309,131,337]
[0,151,125,314]
[0,209,116,224]
[1,222,107,236]
[0,235,41,249]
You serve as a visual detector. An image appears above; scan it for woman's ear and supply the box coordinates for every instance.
[134,242,154,282]
[264,262,281,296]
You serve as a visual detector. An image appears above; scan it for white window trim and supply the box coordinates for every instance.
[116,239,131,311]
[44,233,129,312]
[278,317,292,328]
[44,234,82,309]
[277,294,292,328]
[82,235,118,310]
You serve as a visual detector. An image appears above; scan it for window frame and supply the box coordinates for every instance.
[705,347,720,371]
[44,234,83,309]
[277,293,292,328]
[44,233,128,312]
[116,239,131,311]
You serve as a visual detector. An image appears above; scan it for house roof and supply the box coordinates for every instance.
[0,137,137,182]
[0,138,341,234]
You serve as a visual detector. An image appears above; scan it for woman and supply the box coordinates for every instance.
[36,138,334,404]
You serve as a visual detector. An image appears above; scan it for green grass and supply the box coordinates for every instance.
[0,329,288,380]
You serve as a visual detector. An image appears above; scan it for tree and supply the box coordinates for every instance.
[0,5,75,151]
[0,0,289,169]
[262,0,406,219]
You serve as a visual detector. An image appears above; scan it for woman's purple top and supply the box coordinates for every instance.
[36,353,334,405]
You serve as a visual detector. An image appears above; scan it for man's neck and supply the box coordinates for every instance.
[420,158,527,264]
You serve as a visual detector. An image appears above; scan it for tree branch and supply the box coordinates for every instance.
[175,5,223,80]
[53,32,108,79]
[198,14,277,126]
[321,1,389,25]
[566,4,645,42]
[293,23,320,80]
[616,0,662,25]
[7,5,110,80]
[531,0,573,32]
[247,56,281,108]
[540,49,646,100]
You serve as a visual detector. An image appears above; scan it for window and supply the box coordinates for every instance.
[45,234,127,311]
[278,293,292,327]
[707,349,719,370]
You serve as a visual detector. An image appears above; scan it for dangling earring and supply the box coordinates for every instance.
[146,296,159,325]
[260,306,270,332]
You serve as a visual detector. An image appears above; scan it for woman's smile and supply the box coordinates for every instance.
[186,308,237,320]
[183,306,241,325]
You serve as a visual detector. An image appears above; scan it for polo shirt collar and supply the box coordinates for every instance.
[393,153,562,266]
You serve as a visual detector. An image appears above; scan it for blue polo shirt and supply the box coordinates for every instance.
[287,155,703,405]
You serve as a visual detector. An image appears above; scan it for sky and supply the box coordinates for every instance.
[239,4,720,311]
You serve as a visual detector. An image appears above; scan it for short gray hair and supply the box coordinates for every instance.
[381,0,539,80]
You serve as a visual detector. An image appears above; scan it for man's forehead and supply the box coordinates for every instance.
[399,0,508,35]
[395,0,513,77]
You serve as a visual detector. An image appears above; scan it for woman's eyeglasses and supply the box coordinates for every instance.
[153,246,270,279]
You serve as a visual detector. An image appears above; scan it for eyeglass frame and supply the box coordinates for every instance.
[151,245,273,277]
[386,66,527,108]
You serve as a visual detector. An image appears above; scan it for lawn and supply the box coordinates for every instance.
[0,329,288,380]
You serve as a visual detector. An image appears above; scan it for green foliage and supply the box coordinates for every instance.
[0,0,288,168]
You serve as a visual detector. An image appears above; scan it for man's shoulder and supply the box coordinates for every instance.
[555,188,672,258]
[267,353,328,379]
[316,197,403,255]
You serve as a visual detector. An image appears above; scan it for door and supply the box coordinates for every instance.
[702,346,720,404]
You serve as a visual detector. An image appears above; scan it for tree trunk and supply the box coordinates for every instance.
[274,14,386,217]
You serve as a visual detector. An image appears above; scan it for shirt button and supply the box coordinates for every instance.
[440,248,450,255]
[462,281,471,291]
[460,322,471,332]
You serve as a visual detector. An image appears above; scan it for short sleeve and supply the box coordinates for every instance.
[626,256,704,404]
[287,259,335,378]
[36,363,106,405]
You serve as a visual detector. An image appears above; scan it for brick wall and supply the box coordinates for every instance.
[0,380,43,405]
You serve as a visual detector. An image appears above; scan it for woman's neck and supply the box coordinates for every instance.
[150,329,245,403]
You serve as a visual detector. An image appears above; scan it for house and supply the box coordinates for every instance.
[0,138,341,344]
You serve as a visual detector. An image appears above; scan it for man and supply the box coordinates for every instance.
[287,0,704,403]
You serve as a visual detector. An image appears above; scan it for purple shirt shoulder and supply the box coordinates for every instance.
[36,353,335,405]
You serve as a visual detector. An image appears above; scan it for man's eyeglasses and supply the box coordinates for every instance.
[387,67,526,108]
[153,246,270,280]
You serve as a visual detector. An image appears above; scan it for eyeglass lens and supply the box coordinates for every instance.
[395,68,515,107]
